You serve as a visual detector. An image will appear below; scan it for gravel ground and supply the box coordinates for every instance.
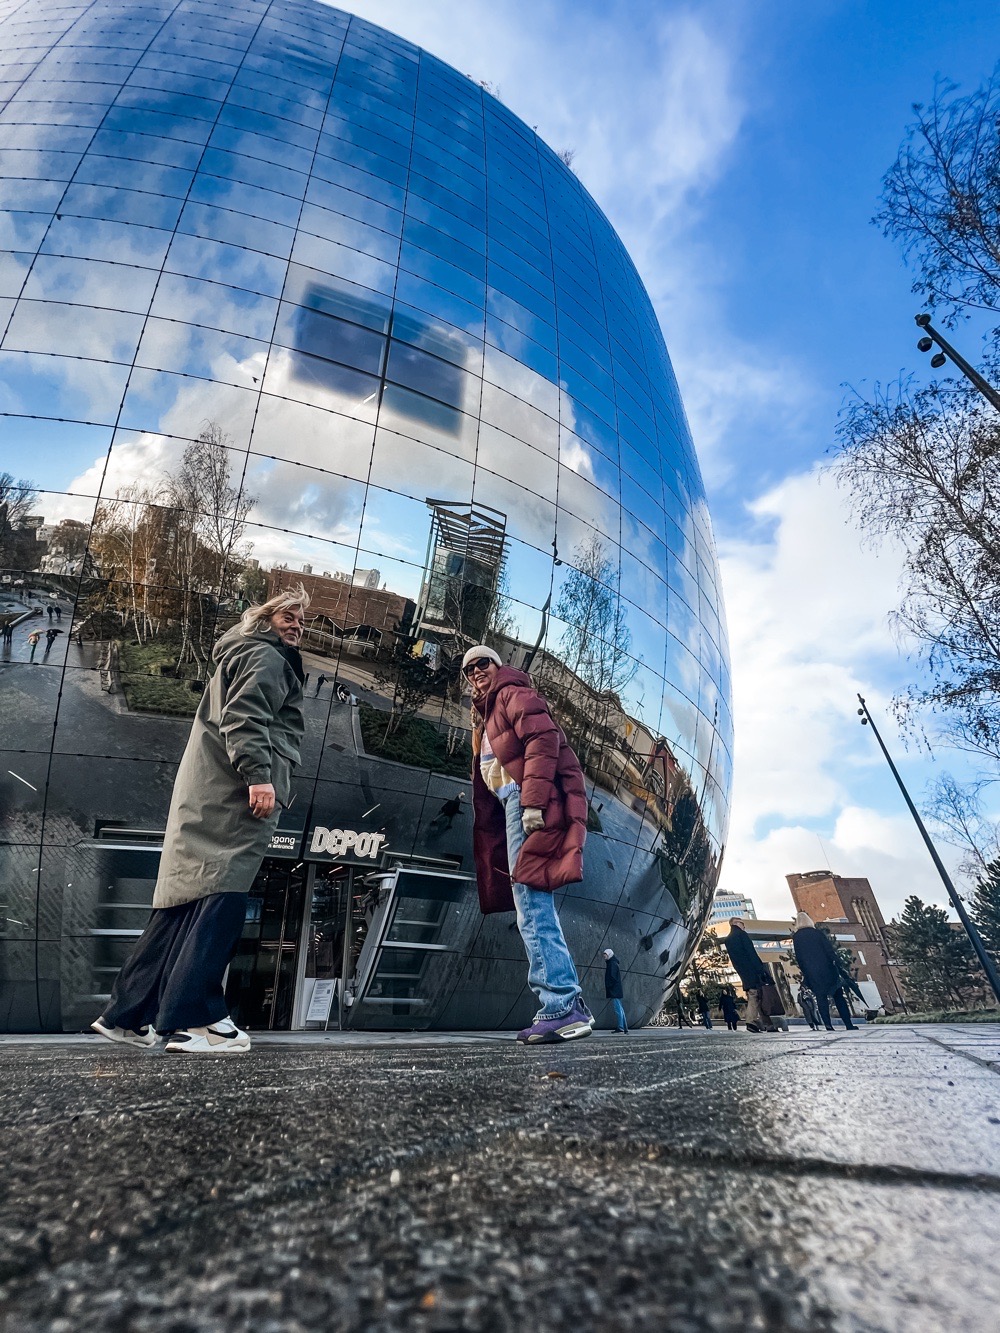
[1,1024,998,1331]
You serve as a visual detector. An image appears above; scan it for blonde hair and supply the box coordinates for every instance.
[240,582,311,636]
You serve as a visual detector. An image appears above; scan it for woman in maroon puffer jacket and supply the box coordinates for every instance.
[463,644,593,1045]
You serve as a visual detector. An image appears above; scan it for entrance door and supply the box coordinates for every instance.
[225,859,309,1030]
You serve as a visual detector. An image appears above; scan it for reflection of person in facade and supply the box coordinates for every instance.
[603,947,628,1032]
[464,644,593,1044]
[792,912,859,1031]
[430,791,466,833]
[91,586,309,1055]
[720,988,740,1030]
[724,917,777,1033]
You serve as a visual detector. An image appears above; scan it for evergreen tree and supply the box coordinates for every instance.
[970,859,1000,962]
[889,895,978,1009]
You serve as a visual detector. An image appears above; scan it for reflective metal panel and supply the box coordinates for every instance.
[0,0,731,1032]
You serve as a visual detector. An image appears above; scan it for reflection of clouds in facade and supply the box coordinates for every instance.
[0,0,731,1033]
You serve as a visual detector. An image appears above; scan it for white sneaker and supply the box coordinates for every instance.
[91,1016,157,1048]
[164,1016,251,1054]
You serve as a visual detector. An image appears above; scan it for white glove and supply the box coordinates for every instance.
[521,806,545,834]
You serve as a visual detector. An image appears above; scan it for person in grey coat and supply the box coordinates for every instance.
[92,586,309,1055]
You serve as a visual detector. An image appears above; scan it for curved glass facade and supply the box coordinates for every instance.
[0,0,732,1032]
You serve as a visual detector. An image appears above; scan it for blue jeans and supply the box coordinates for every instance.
[501,785,582,1020]
[611,998,628,1032]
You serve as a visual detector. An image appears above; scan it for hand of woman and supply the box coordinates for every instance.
[521,806,545,834]
[248,783,276,819]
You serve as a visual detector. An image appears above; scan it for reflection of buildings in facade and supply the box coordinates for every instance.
[0,0,732,1033]
[787,871,904,1012]
[268,567,415,656]
[416,499,507,654]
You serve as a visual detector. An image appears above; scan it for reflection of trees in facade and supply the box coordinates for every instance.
[0,472,40,571]
[83,424,254,670]
[533,533,636,778]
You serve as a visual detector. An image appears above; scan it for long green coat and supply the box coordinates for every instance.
[152,624,305,909]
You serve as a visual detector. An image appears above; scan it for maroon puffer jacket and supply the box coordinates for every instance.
[471,667,588,913]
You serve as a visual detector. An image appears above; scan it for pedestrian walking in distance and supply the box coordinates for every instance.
[720,988,739,1030]
[26,629,41,661]
[44,626,62,653]
[603,947,628,1032]
[724,917,778,1032]
[696,991,713,1029]
[792,912,859,1031]
[465,644,593,1044]
[2,621,13,647]
[314,673,327,696]
[92,586,309,1055]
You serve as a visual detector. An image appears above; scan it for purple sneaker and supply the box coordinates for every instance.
[516,1004,593,1044]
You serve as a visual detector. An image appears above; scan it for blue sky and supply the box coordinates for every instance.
[340,0,1000,920]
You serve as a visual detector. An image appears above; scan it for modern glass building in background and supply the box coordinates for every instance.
[0,0,732,1032]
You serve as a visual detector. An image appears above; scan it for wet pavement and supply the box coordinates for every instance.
[1,1023,998,1331]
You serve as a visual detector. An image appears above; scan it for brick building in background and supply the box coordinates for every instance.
[786,871,906,1012]
[267,568,415,653]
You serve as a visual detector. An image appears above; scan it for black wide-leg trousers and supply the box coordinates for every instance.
[102,892,248,1033]
[815,985,856,1030]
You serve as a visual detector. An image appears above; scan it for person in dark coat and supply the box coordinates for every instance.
[430,791,466,833]
[720,988,740,1030]
[696,991,713,1029]
[724,917,778,1032]
[792,912,859,1031]
[465,645,592,1045]
[603,948,627,1032]
[92,586,309,1056]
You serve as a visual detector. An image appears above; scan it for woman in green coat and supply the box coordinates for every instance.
[92,586,308,1055]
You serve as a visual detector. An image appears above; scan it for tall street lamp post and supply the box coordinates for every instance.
[857,693,1000,1005]
[914,313,1000,413]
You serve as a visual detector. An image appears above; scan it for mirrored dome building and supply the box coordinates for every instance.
[0,0,732,1032]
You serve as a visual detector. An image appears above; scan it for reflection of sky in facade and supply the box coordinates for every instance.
[0,0,731,838]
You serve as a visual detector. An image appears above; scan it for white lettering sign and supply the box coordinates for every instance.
[309,826,387,860]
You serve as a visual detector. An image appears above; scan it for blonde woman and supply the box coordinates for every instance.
[92,586,309,1055]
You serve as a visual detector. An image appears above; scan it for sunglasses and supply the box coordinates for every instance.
[463,657,494,677]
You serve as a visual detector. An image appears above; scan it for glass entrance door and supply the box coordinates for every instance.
[226,860,309,1030]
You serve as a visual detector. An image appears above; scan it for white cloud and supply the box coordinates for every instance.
[712,466,953,921]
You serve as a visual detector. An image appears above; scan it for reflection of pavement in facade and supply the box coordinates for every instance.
[2,1025,999,1330]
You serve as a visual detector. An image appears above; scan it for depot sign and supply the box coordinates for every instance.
[309,826,387,861]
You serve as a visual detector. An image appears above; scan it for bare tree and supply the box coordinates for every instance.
[165,424,254,667]
[0,472,40,567]
[836,374,1000,763]
[876,71,1000,324]
[556,532,637,698]
[925,772,1000,879]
